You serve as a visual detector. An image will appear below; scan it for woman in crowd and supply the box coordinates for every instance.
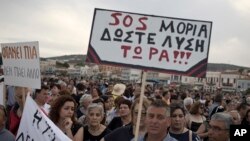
[0,104,15,141]
[169,103,200,141]
[241,109,250,125]
[102,97,150,141]
[91,87,102,101]
[84,103,111,141]
[107,99,132,131]
[77,94,92,119]
[49,95,83,141]
[8,87,29,136]
[92,98,106,125]
[185,101,206,132]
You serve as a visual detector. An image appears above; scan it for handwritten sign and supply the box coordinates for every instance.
[86,8,212,77]
[1,41,41,88]
[16,95,71,141]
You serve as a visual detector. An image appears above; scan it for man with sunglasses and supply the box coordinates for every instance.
[0,104,15,141]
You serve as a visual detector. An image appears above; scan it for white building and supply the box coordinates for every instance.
[221,72,240,92]
[203,72,221,92]
[236,79,250,92]
[121,68,141,82]
[40,59,56,74]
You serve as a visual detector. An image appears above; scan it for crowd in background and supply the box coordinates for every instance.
[1,76,250,141]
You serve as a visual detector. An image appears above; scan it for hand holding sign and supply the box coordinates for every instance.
[63,118,73,131]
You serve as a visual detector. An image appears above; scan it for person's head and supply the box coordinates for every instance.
[34,85,49,105]
[15,86,29,108]
[226,100,238,112]
[153,88,162,99]
[86,103,105,127]
[101,95,112,111]
[119,99,132,117]
[92,98,105,112]
[208,112,232,141]
[50,84,60,95]
[214,93,223,103]
[79,94,92,108]
[237,103,250,119]
[170,102,186,131]
[112,83,126,99]
[0,105,7,128]
[49,84,61,104]
[189,101,204,115]
[91,87,102,98]
[131,98,150,128]
[49,95,77,124]
[246,109,250,123]
[183,97,193,112]
[145,99,170,135]
[162,91,171,100]
[228,110,241,125]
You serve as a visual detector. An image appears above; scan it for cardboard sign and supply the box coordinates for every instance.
[1,41,41,88]
[16,95,71,141]
[86,8,212,77]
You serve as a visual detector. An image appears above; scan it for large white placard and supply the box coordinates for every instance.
[16,95,72,141]
[87,9,212,77]
[1,41,41,88]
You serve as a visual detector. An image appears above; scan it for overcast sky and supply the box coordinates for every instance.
[0,0,249,67]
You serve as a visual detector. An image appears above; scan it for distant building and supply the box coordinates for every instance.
[236,79,250,92]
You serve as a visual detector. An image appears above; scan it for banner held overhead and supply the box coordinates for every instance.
[1,41,41,89]
[86,8,212,77]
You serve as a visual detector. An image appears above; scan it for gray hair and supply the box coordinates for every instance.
[86,103,105,116]
[79,94,92,107]
[149,99,170,117]
[211,112,233,129]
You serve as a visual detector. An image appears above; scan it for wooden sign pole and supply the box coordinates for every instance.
[134,70,147,141]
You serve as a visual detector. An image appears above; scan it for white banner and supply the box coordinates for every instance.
[87,9,212,77]
[16,95,71,141]
[1,41,41,89]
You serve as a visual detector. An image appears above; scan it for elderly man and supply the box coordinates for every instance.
[208,112,232,141]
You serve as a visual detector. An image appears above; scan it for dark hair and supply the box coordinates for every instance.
[119,99,132,109]
[49,95,77,124]
[237,103,249,111]
[189,101,203,115]
[170,102,186,116]
[214,93,223,103]
[50,83,61,90]
[91,87,102,96]
[150,99,168,108]
[76,83,85,91]
[33,85,49,99]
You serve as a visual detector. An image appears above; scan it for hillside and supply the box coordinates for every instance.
[207,63,250,72]
[43,54,249,72]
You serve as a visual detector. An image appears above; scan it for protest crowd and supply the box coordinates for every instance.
[1,76,250,141]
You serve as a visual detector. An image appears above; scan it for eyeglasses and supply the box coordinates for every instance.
[207,124,229,132]
[0,104,7,117]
